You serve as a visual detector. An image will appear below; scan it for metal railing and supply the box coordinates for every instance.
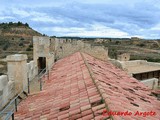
[0,89,26,120]
[38,68,48,91]
[0,67,49,120]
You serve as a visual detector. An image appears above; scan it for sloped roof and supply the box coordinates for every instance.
[15,52,160,120]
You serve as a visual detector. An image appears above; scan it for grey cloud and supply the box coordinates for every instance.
[0,0,160,38]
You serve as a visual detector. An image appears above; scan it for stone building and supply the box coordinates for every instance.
[131,37,140,41]
[33,36,55,72]
[117,53,130,61]
[110,59,160,89]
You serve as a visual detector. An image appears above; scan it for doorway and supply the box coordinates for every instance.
[38,57,46,73]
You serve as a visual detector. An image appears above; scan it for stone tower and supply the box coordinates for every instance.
[33,36,54,73]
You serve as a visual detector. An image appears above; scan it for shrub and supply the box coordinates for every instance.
[29,44,33,48]
[20,38,25,41]
[9,22,13,25]
[115,41,120,44]
[17,21,23,26]
[25,23,29,27]
[26,47,32,51]
[19,42,24,46]
[3,43,9,50]
[137,43,145,47]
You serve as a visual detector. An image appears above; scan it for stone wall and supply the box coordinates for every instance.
[0,36,56,110]
[146,62,160,67]
[0,75,14,109]
[141,78,158,89]
[110,59,147,70]
[81,45,108,61]
[109,59,126,70]
[27,60,38,81]
[33,36,108,62]
[52,39,108,61]
[7,54,28,92]
[111,60,160,71]
[47,54,55,70]
[120,60,146,68]
[117,53,130,61]
[33,36,55,71]
[131,37,140,41]
[0,55,39,110]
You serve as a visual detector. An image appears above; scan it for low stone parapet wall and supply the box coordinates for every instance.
[141,78,159,90]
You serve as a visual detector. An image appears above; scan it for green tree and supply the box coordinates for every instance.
[3,43,9,50]
[26,47,32,51]
[17,21,22,26]
[9,22,13,25]
[29,44,33,48]
[25,23,29,27]
[20,38,25,41]
[19,42,24,46]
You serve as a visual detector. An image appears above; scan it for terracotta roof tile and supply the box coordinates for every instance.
[82,52,160,120]
[14,52,160,120]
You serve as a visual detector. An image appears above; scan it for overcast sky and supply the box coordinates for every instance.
[0,0,160,38]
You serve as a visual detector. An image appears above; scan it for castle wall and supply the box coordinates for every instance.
[47,54,55,70]
[81,45,108,61]
[0,55,39,110]
[0,75,15,110]
[141,78,158,89]
[0,75,9,109]
[117,53,130,61]
[0,36,56,110]
[54,40,83,60]
[33,36,108,62]
[110,60,147,72]
[146,62,160,67]
[27,60,38,81]
[7,54,28,92]
[0,36,106,111]
[110,59,160,87]
[121,60,147,67]
[109,59,125,70]
[33,36,55,71]
[53,39,108,61]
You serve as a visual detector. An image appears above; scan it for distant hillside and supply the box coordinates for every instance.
[0,22,42,37]
[0,22,42,53]
[88,38,160,62]
[0,22,42,75]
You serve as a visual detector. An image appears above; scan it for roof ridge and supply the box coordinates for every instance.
[80,52,114,120]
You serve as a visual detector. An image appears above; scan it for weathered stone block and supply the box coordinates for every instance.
[0,75,8,90]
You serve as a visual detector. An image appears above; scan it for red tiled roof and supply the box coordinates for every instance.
[82,53,160,120]
[15,52,160,120]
